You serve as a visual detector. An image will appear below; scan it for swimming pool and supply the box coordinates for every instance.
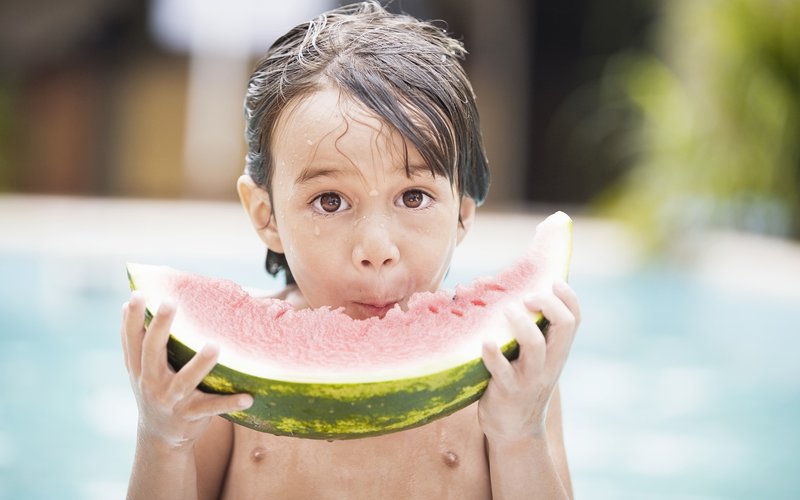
[1,196,798,499]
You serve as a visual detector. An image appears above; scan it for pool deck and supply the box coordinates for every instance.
[1,194,798,303]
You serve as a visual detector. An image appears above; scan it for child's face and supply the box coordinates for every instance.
[249,87,475,320]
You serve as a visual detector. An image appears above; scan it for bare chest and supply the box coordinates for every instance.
[222,404,491,500]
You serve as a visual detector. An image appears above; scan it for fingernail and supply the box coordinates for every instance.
[239,394,254,409]
[482,338,500,351]
[203,342,219,356]
[158,298,175,314]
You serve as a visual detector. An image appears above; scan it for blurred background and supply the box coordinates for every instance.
[0,0,798,498]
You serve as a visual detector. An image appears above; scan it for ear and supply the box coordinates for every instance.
[456,196,477,245]
[236,175,284,253]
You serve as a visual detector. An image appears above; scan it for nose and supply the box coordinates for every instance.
[352,217,400,271]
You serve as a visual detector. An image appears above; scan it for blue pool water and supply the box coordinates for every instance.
[0,250,798,499]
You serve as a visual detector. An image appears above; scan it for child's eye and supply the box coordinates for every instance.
[396,189,432,209]
[312,192,350,213]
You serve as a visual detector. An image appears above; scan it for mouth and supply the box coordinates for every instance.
[351,301,400,319]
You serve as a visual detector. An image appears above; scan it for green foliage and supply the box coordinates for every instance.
[596,0,800,247]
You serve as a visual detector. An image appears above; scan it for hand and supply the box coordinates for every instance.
[120,292,253,451]
[478,280,581,443]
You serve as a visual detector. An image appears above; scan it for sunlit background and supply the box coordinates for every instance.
[1,0,798,498]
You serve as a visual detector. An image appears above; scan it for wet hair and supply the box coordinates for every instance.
[244,1,490,284]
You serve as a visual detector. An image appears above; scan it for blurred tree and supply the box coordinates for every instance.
[525,0,657,206]
[593,0,800,245]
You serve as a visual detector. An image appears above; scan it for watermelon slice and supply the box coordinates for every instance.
[126,211,572,439]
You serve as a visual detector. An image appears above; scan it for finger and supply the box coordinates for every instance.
[185,392,254,420]
[524,292,576,383]
[141,298,176,381]
[505,305,546,378]
[170,342,221,401]
[124,292,147,377]
[553,280,582,327]
[481,339,515,392]
[120,302,130,372]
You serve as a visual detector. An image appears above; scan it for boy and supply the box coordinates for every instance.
[121,2,580,499]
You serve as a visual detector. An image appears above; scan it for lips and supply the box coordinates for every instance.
[351,301,400,319]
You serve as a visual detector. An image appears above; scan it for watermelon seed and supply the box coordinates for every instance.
[451,309,464,317]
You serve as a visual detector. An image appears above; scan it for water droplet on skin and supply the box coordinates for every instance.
[306,139,313,146]
[368,189,378,197]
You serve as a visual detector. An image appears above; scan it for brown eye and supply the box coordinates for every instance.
[401,190,427,209]
[311,192,350,214]
[320,193,341,212]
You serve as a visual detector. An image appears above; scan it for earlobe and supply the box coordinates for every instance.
[236,175,284,253]
[456,197,477,245]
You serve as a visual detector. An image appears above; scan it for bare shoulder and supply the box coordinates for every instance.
[222,404,492,499]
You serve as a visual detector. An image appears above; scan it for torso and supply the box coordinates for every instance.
[221,403,491,500]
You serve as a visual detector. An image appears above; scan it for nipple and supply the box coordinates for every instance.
[441,450,460,468]
[437,425,459,468]
[251,446,268,463]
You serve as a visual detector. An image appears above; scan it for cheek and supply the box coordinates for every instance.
[403,214,459,279]
[281,217,347,282]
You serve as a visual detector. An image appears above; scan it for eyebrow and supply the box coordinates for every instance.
[295,166,343,185]
[403,163,435,177]
[295,163,435,186]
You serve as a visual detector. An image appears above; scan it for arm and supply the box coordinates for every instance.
[121,293,252,500]
[479,280,580,500]
[484,386,573,499]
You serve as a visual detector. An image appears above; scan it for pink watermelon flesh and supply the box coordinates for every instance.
[156,258,536,374]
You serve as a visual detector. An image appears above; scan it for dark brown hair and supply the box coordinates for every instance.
[244,1,490,283]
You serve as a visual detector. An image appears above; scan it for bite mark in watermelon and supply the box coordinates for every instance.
[126,211,572,439]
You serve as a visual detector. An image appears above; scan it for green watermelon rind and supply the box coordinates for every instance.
[134,280,532,440]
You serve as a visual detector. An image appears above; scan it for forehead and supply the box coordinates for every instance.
[271,87,428,176]
[276,87,380,139]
